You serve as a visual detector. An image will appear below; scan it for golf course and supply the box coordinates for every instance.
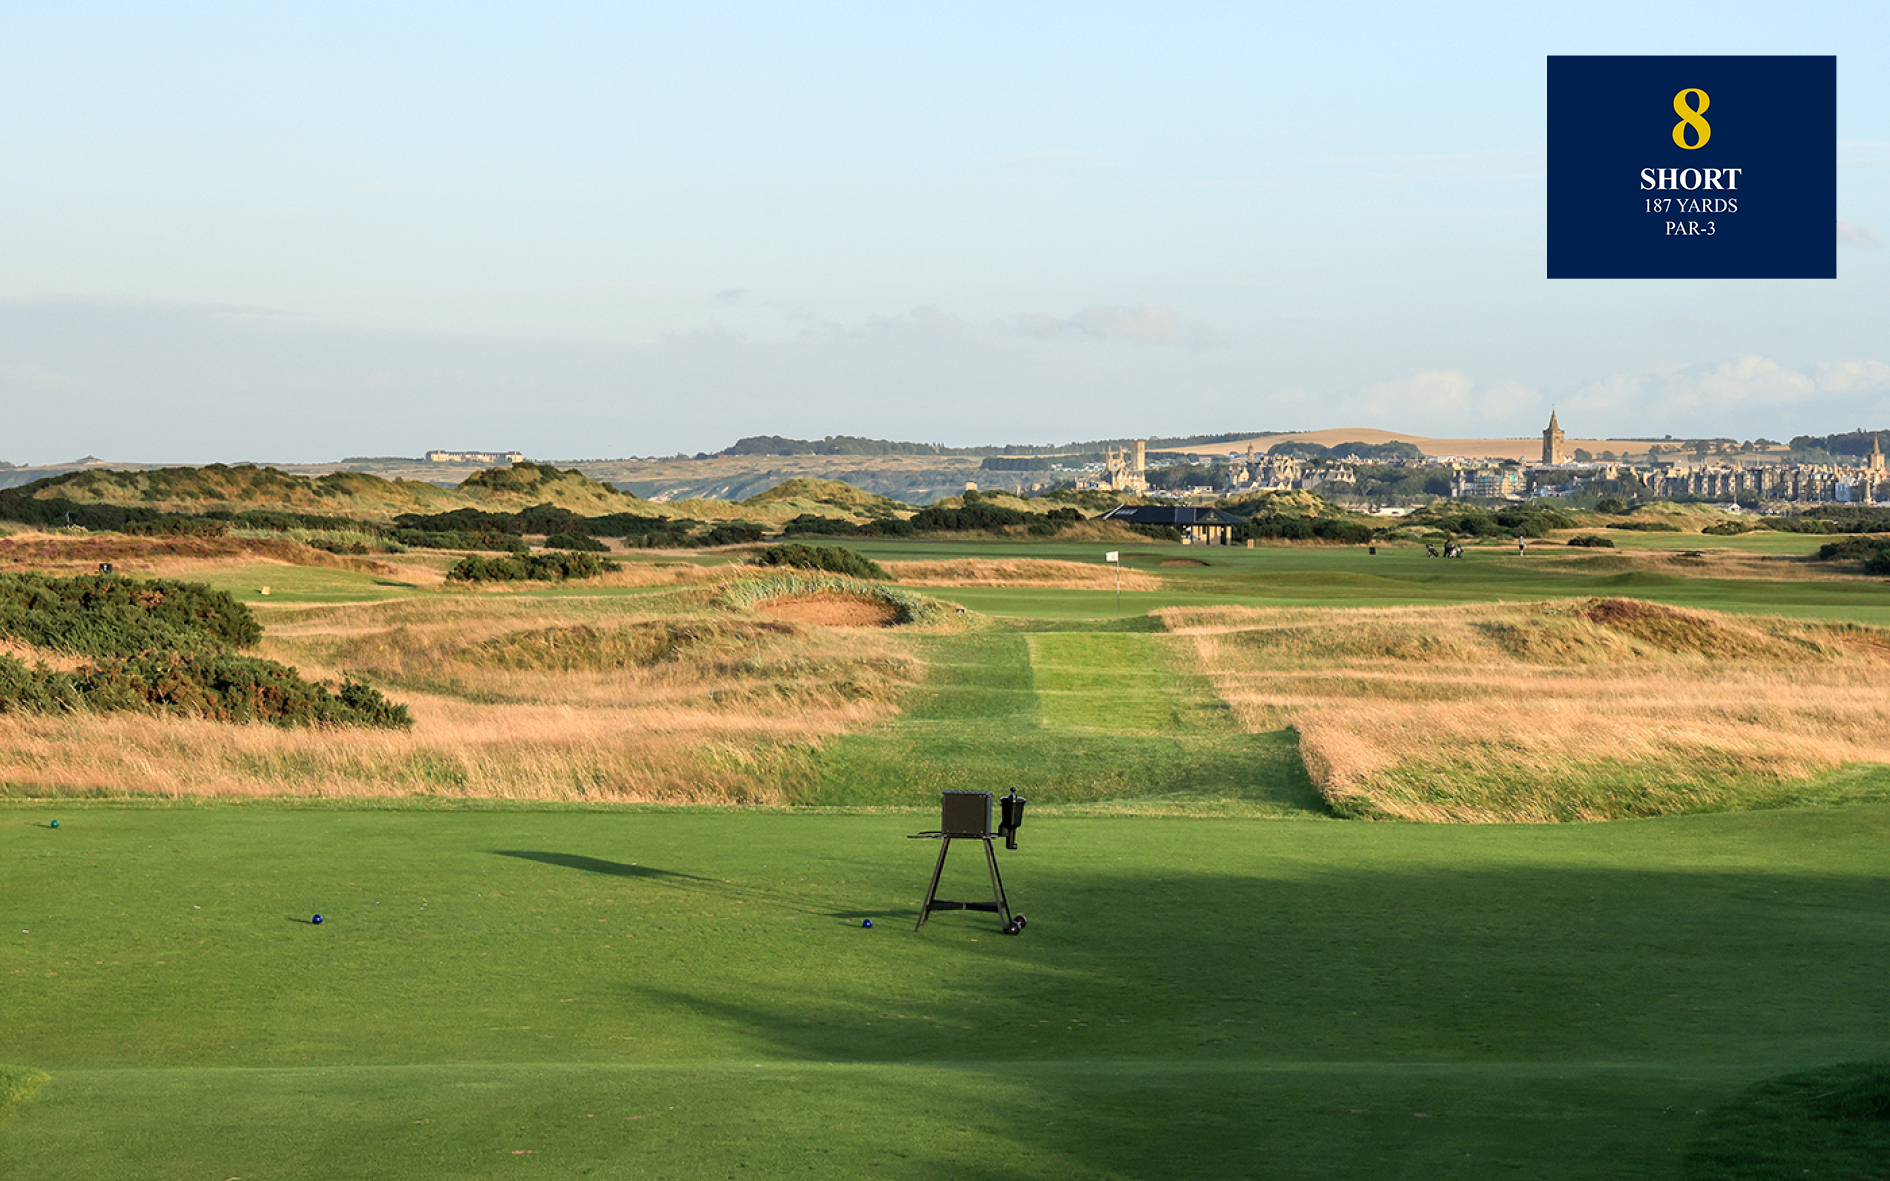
[3,533,1888,1179]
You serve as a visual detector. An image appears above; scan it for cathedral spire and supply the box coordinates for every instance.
[1542,409,1565,464]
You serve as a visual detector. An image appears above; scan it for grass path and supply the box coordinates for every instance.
[796,629,1323,815]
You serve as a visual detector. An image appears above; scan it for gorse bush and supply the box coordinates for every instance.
[1607,519,1683,532]
[388,528,528,554]
[0,573,261,654]
[701,521,767,547]
[0,573,409,728]
[1410,504,1577,538]
[543,532,609,552]
[4,651,413,728]
[1816,535,1890,574]
[446,552,612,582]
[753,543,890,580]
[780,513,919,538]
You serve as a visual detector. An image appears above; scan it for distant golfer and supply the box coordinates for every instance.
[1517,537,1527,554]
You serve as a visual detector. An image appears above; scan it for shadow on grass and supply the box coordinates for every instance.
[616,835,1890,1179]
[1683,1060,1890,1180]
[490,849,710,880]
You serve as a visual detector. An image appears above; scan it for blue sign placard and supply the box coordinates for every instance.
[1547,55,1835,279]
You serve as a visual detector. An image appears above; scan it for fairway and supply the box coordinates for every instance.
[3,803,1887,1179]
[860,537,1890,626]
[5,532,1890,1177]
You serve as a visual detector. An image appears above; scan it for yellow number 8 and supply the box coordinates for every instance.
[1672,88,1711,149]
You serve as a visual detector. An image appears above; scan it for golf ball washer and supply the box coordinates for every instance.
[910,790,1029,934]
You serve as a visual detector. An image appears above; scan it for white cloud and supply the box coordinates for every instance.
[0,361,82,395]
[1815,358,1890,394]
[1659,356,1816,411]
[1331,370,1536,430]
[1558,356,1890,438]
[1005,306,1228,348]
[1837,219,1879,245]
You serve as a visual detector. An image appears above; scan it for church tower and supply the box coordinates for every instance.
[1542,410,1565,464]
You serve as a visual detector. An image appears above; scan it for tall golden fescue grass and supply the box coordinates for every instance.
[1164,599,1890,822]
[1525,544,1852,583]
[0,591,922,803]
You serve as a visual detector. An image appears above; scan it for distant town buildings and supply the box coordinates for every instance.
[1067,418,1887,509]
[1451,468,1525,499]
[426,450,525,465]
[1097,441,1148,493]
[1228,446,1305,491]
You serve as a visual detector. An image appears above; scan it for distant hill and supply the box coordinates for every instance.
[738,478,908,514]
[3,462,665,520]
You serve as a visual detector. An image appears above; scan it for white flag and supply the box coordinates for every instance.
[1105,551,1119,562]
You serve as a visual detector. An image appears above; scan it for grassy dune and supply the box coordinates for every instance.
[1171,597,1890,821]
[0,589,928,803]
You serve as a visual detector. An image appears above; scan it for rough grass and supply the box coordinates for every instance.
[0,593,925,803]
[0,1065,47,1123]
[1167,598,1890,822]
[719,572,954,625]
[0,530,388,578]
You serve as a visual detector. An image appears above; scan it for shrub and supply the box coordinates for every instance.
[1608,520,1683,532]
[543,532,609,552]
[781,514,865,537]
[388,528,527,554]
[0,574,408,728]
[446,552,612,582]
[1566,534,1616,548]
[122,515,228,538]
[0,572,261,654]
[1817,535,1890,568]
[514,502,586,535]
[909,501,1030,532]
[753,543,889,580]
[701,521,768,547]
[392,508,524,535]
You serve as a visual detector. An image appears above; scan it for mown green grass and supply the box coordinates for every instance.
[841,538,1890,623]
[1683,1060,1890,1180]
[6,534,1888,1177]
[793,631,1323,816]
[192,564,430,605]
[1,803,1886,1179]
[178,532,1887,623]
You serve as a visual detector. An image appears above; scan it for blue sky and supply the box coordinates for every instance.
[3,2,1885,462]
